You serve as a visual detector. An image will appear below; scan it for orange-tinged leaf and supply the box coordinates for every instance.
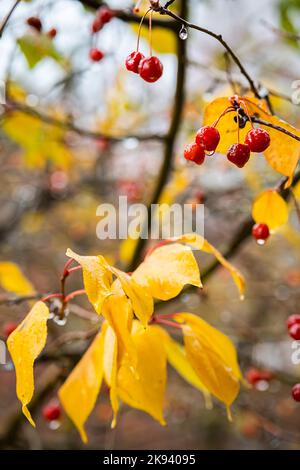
[252,189,289,229]
[117,321,167,425]
[103,324,119,428]
[7,301,49,426]
[171,233,245,298]
[132,243,202,301]
[174,313,242,409]
[162,332,212,408]
[108,266,153,327]
[59,326,105,443]
[0,262,35,296]
[66,249,113,314]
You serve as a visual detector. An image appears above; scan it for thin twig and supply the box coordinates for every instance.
[251,116,300,142]
[0,0,21,38]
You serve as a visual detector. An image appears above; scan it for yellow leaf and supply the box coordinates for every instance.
[117,321,167,425]
[103,324,119,428]
[171,233,245,298]
[102,281,135,360]
[203,97,266,154]
[7,301,49,426]
[0,262,35,296]
[108,266,153,328]
[66,249,113,314]
[260,115,300,186]
[162,332,212,408]
[59,326,105,443]
[252,189,289,230]
[132,243,202,301]
[174,313,242,409]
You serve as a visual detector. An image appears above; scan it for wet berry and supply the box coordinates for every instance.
[292,384,300,402]
[89,48,104,62]
[245,128,270,153]
[42,403,61,422]
[289,323,300,340]
[287,314,300,330]
[184,143,205,165]
[195,126,220,152]
[227,143,250,168]
[125,51,145,74]
[138,56,163,83]
[252,223,270,242]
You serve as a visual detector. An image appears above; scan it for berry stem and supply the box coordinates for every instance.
[136,8,151,52]
[41,293,63,303]
[64,289,86,303]
[212,106,235,128]
[149,9,153,56]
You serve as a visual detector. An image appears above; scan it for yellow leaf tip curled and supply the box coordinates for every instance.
[22,405,36,427]
[226,406,233,422]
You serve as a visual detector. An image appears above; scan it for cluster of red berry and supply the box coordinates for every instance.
[125,7,163,83]
[125,52,163,83]
[26,17,57,39]
[89,6,114,62]
[287,315,300,402]
[184,125,270,168]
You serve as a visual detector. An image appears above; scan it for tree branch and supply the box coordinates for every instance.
[0,0,21,38]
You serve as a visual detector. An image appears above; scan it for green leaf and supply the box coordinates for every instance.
[17,34,67,69]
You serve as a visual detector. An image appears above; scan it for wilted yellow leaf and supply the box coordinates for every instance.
[132,243,202,301]
[109,266,153,327]
[171,233,245,298]
[59,326,105,443]
[162,332,212,408]
[174,313,242,410]
[7,301,49,425]
[66,249,113,314]
[102,280,135,360]
[0,262,35,296]
[252,189,288,230]
[117,321,167,425]
[103,324,119,428]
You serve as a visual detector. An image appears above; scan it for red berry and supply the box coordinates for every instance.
[195,126,220,152]
[287,314,300,330]
[26,16,42,32]
[138,56,163,83]
[184,143,205,165]
[92,18,103,33]
[97,6,114,24]
[125,51,145,74]
[245,368,273,385]
[227,143,250,168]
[252,223,270,242]
[292,384,300,402]
[289,323,300,340]
[89,48,104,62]
[245,128,270,153]
[194,190,206,203]
[47,28,57,39]
[42,403,61,422]
[3,321,18,338]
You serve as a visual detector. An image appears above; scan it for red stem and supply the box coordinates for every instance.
[64,289,86,303]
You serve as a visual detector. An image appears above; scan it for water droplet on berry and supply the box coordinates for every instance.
[256,239,266,246]
[255,379,269,391]
[179,25,188,40]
